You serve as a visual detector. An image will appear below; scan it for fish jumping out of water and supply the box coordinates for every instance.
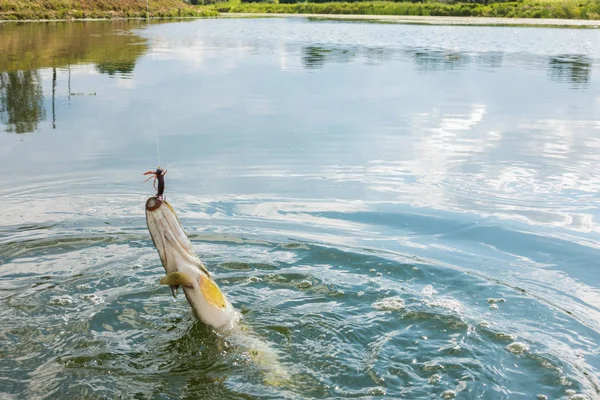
[144,168,239,331]
[143,168,289,384]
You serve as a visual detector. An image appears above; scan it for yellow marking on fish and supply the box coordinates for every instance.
[160,271,194,288]
[200,277,227,309]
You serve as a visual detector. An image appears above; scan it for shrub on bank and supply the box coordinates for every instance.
[0,0,218,20]
[218,0,600,19]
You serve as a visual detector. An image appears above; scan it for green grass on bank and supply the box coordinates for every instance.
[0,0,217,20]
[211,0,600,20]
[2,0,598,23]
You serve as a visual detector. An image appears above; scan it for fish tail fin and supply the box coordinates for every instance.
[236,330,291,387]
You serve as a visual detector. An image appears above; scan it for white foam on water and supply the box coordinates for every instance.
[427,298,462,312]
[506,342,529,354]
[82,294,105,305]
[568,394,590,400]
[48,295,74,306]
[421,285,438,297]
[372,296,405,311]
[495,332,516,341]
[429,374,441,384]
[296,280,312,289]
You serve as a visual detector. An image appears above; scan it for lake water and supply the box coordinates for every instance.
[1,17,600,399]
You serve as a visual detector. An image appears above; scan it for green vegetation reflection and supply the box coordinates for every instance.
[548,54,592,88]
[0,21,149,72]
[0,71,46,134]
[0,21,149,133]
[301,45,591,89]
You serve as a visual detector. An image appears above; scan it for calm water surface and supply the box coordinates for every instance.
[1,18,599,399]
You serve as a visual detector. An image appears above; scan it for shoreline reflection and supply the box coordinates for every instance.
[0,21,149,133]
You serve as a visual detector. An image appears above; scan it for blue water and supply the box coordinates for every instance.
[0,18,599,399]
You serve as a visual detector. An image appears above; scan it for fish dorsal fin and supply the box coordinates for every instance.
[200,276,227,309]
[160,272,194,288]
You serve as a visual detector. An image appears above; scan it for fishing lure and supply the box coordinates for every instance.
[143,167,167,198]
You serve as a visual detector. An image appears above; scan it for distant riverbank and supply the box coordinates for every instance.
[212,0,600,22]
[0,0,216,21]
[2,0,599,23]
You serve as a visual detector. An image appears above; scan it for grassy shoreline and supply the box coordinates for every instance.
[212,0,600,20]
[1,0,598,22]
[0,0,217,21]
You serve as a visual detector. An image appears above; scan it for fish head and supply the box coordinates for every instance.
[145,196,197,275]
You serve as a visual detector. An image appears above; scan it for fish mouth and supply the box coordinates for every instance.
[145,196,209,291]
[145,196,163,212]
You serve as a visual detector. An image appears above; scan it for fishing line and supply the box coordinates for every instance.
[156,134,161,167]
[147,16,161,170]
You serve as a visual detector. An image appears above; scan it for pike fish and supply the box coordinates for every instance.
[144,169,289,384]
[145,194,240,331]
